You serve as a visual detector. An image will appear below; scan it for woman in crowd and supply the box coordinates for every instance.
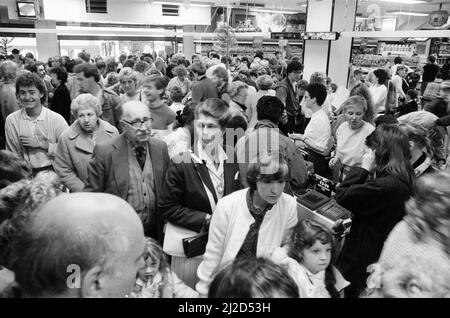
[227,81,249,122]
[377,171,450,273]
[49,66,71,124]
[166,65,191,99]
[158,98,241,289]
[368,69,388,115]
[196,153,298,297]
[54,94,119,192]
[398,122,435,177]
[366,171,450,298]
[118,67,141,104]
[162,102,195,159]
[246,75,276,131]
[335,124,414,297]
[329,96,375,181]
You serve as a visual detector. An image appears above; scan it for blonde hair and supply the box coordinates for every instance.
[71,93,102,117]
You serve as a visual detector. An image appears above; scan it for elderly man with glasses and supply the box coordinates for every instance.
[85,101,170,244]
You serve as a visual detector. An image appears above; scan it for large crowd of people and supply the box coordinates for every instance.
[0,48,449,298]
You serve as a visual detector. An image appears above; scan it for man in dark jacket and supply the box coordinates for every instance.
[275,60,304,135]
[74,63,121,129]
[85,101,170,243]
[190,62,218,103]
[421,55,441,96]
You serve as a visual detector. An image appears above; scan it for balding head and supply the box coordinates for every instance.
[12,193,145,298]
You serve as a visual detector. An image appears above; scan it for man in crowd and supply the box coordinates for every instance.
[11,193,145,297]
[421,55,441,96]
[5,72,68,175]
[154,49,167,75]
[235,96,307,194]
[289,83,332,178]
[74,63,121,129]
[85,101,170,243]
[276,60,304,135]
[190,62,218,103]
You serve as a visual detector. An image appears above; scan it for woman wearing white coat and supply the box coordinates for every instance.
[196,153,298,297]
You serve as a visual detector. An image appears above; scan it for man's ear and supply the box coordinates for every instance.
[81,265,104,298]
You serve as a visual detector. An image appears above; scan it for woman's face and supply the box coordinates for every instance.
[195,114,224,148]
[255,180,286,205]
[234,88,248,105]
[120,78,137,96]
[345,104,365,130]
[77,107,98,133]
[137,257,160,283]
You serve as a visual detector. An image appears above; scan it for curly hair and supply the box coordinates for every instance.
[0,172,63,268]
[142,237,170,275]
[288,219,340,298]
[404,171,450,254]
[172,65,188,78]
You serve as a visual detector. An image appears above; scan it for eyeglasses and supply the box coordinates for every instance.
[122,118,152,129]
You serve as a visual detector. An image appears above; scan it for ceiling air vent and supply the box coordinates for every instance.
[85,0,107,14]
[162,4,179,16]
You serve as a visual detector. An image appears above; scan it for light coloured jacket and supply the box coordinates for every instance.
[196,188,298,296]
[54,119,118,192]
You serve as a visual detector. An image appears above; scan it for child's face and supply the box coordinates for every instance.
[301,240,332,274]
[137,257,160,282]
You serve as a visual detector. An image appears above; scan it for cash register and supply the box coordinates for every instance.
[295,162,353,230]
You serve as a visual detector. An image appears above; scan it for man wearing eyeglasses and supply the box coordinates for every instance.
[275,60,305,136]
[85,101,170,244]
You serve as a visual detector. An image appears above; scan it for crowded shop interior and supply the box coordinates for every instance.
[0,0,449,300]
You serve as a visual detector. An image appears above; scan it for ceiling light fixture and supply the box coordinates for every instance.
[377,0,426,4]
[249,8,299,15]
[389,11,429,16]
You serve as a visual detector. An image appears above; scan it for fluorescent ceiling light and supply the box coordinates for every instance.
[390,11,429,16]
[249,8,299,14]
[152,1,211,7]
[377,0,426,4]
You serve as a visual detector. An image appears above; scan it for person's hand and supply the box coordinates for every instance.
[331,219,346,239]
[202,217,211,232]
[329,157,340,168]
[288,133,304,141]
[361,147,376,172]
[20,135,49,150]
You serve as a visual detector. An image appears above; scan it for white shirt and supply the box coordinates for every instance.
[335,121,375,167]
[197,141,227,200]
[5,107,69,168]
[196,189,298,297]
[304,108,332,152]
[369,84,387,113]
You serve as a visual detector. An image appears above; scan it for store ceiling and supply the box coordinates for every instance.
[357,0,450,16]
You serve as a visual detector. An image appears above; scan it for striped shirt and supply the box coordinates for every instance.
[5,107,68,169]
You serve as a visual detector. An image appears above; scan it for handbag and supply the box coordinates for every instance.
[162,151,215,258]
[182,230,209,258]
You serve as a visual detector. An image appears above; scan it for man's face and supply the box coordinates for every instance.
[76,72,96,94]
[141,81,162,104]
[37,65,46,79]
[122,106,152,144]
[304,91,315,110]
[17,85,43,110]
[288,70,302,82]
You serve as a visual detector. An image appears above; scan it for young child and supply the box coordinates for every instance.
[271,219,349,298]
[141,75,176,134]
[130,238,198,298]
